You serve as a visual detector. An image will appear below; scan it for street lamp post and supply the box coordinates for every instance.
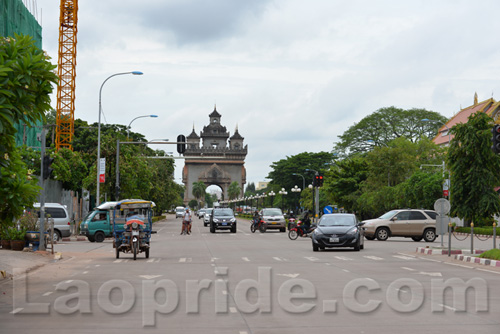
[291,185,301,213]
[279,188,287,212]
[305,169,320,223]
[127,115,158,139]
[292,173,305,190]
[96,71,143,207]
[268,191,275,207]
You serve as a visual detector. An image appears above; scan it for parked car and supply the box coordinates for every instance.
[362,209,437,242]
[210,207,237,233]
[311,213,364,251]
[203,208,214,226]
[175,206,186,218]
[79,201,118,242]
[260,208,286,232]
[32,203,71,241]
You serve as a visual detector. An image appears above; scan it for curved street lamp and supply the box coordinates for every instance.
[278,188,287,211]
[291,185,300,212]
[268,191,275,207]
[96,71,143,206]
[127,115,158,139]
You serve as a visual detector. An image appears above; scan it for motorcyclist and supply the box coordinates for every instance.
[300,211,311,236]
[251,210,260,229]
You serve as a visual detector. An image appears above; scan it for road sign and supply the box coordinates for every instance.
[434,198,450,215]
[443,190,449,197]
[99,174,105,183]
[324,205,333,214]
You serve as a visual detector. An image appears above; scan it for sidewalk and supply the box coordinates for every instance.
[0,248,61,280]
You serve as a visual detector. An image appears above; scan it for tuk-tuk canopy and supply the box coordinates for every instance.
[116,199,155,210]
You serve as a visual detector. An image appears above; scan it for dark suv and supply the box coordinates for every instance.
[210,208,237,233]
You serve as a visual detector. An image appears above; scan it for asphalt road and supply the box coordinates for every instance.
[1,214,499,334]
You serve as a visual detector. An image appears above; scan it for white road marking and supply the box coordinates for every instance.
[95,264,100,267]
[64,280,73,284]
[393,255,417,260]
[113,260,122,263]
[43,292,53,296]
[419,257,442,263]
[397,252,416,258]
[82,271,88,275]
[10,308,23,314]
[147,259,155,263]
[364,256,384,261]
[417,271,442,277]
[139,275,162,280]
[437,303,457,311]
[229,307,237,313]
[242,257,250,262]
[401,267,416,271]
[334,256,352,261]
[442,262,474,269]
[277,274,300,278]
[304,257,319,262]
[222,291,228,295]
[342,269,350,273]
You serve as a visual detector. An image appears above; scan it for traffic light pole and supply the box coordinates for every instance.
[39,127,46,251]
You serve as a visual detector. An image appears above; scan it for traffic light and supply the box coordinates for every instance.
[318,175,324,187]
[177,134,186,154]
[42,154,54,180]
[492,125,500,154]
[313,175,321,187]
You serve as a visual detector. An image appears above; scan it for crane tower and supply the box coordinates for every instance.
[55,0,78,151]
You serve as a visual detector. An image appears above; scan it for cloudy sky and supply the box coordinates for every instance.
[33,0,500,188]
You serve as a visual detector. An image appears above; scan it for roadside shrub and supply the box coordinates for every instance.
[478,249,500,261]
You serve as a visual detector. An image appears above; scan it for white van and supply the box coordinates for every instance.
[33,203,71,241]
[175,206,186,218]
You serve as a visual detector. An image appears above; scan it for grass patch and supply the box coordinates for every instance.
[455,227,497,235]
[478,249,500,260]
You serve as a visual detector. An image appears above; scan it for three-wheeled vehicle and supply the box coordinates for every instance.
[112,199,154,260]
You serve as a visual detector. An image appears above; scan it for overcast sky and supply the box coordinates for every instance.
[34,0,500,188]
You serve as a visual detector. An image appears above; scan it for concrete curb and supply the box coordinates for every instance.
[416,247,484,255]
[61,236,88,242]
[454,254,500,267]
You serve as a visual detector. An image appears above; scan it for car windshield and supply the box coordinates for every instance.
[263,209,282,216]
[319,215,356,226]
[378,210,398,220]
[214,208,234,216]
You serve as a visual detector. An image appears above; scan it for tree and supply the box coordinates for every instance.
[228,181,241,200]
[192,181,207,207]
[0,35,57,225]
[447,112,500,226]
[334,106,448,156]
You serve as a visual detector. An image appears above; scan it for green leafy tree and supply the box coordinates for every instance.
[334,106,447,156]
[192,181,207,207]
[447,112,500,226]
[228,181,241,200]
[0,35,57,225]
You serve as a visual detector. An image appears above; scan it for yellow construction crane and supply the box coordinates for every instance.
[55,0,78,151]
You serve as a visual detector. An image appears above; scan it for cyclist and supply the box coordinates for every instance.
[181,208,192,235]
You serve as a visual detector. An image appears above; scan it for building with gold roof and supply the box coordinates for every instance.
[433,93,500,146]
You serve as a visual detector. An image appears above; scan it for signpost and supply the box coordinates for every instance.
[99,158,106,183]
[434,198,450,247]
[324,205,333,214]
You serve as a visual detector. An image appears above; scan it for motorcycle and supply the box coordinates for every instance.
[250,217,266,233]
[288,220,316,240]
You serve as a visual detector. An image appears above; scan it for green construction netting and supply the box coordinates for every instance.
[2,0,44,148]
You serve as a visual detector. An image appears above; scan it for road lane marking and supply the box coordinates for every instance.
[417,271,442,277]
[82,271,89,275]
[364,256,384,261]
[401,267,416,271]
[242,257,250,262]
[229,307,237,313]
[342,269,350,273]
[442,262,474,269]
[43,292,53,296]
[113,260,123,263]
[10,308,23,314]
[179,258,192,263]
[147,259,155,263]
[393,255,417,260]
[397,252,416,258]
[436,303,457,311]
[304,257,319,262]
[418,257,442,263]
[277,274,300,278]
[139,275,162,279]
[334,256,352,261]
[476,268,500,275]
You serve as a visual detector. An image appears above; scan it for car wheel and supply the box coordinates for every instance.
[231,224,237,233]
[365,235,376,241]
[312,243,319,252]
[423,228,436,242]
[411,236,423,242]
[88,235,95,242]
[94,231,105,243]
[360,243,364,250]
[280,228,286,233]
[375,227,390,241]
[353,238,361,251]
[52,230,61,242]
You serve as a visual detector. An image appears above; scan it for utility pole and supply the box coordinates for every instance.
[38,127,46,251]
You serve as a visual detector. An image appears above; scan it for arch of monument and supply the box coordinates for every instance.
[182,106,247,205]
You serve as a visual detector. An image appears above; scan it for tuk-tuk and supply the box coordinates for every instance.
[112,199,154,260]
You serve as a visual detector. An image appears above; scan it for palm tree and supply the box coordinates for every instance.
[192,181,206,208]
[228,181,241,200]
